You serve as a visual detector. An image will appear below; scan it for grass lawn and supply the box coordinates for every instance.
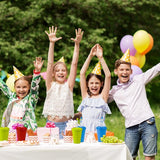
[105,105,160,160]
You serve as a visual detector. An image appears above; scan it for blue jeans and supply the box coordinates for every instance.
[125,117,158,158]
[46,120,67,139]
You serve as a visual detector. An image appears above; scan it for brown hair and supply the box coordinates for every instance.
[115,59,131,69]
[86,73,104,96]
[14,76,32,86]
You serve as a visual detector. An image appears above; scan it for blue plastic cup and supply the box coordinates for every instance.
[79,126,86,142]
[96,126,107,142]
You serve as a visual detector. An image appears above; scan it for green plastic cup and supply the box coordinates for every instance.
[71,127,82,144]
[0,127,9,141]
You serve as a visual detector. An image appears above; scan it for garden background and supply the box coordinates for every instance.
[0,0,160,159]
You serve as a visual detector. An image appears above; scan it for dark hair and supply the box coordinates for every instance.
[86,73,104,96]
[14,76,32,86]
[115,59,131,69]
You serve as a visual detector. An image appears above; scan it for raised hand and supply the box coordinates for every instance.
[45,26,62,43]
[71,28,84,44]
[34,57,44,72]
[96,44,103,59]
[89,44,97,57]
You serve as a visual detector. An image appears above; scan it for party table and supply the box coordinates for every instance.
[0,141,133,160]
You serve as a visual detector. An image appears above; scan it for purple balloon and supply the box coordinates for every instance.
[120,35,137,56]
[130,65,143,79]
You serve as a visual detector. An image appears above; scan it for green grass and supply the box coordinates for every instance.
[105,106,160,160]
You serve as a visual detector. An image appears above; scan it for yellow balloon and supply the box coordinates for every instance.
[7,73,11,78]
[6,74,15,92]
[135,52,146,68]
[133,30,150,53]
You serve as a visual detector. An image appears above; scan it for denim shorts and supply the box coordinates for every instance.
[125,117,158,158]
[47,120,67,139]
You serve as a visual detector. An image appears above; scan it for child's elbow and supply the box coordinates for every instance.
[106,73,111,79]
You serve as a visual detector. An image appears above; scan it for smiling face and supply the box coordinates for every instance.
[114,63,132,83]
[87,75,103,96]
[15,79,30,99]
[53,63,67,84]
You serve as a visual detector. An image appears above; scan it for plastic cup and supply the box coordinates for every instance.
[0,127,9,141]
[78,126,86,142]
[96,126,107,142]
[79,126,86,142]
[16,126,27,141]
[71,127,82,144]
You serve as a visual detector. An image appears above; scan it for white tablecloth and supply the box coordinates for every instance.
[0,142,133,160]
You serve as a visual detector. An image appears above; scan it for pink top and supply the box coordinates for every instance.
[108,63,160,128]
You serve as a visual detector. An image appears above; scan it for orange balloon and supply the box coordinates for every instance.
[141,34,154,55]
[130,56,139,67]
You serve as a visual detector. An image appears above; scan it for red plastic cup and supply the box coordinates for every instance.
[16,126,27,141]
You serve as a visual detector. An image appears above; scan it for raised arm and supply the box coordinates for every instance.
[67,28,83,91]
[33,57,44,73]
[30,57,44,106]
[45,26,62,91]
[96,44,111,102]
[80,44,97,99]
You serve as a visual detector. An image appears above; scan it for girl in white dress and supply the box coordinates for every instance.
[76,44,111,132]
[43,26,83,138]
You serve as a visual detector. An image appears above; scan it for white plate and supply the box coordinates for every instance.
[102,142,125,145]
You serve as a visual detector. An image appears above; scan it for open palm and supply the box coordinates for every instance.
[45,26,62,43]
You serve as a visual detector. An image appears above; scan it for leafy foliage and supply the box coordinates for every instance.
[0,0,160,120]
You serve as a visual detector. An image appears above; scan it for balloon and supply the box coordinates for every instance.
[130,56,139,67]
[0,70,7,80]
[133,30,150,53]
[7,73,11,78]
[120,35,137,56]
[40,72,47,80]
[141,34,154,55]
[130,65,143,79]
[76,77,80,82]
[6,74,15,92]
[135,52,146,68]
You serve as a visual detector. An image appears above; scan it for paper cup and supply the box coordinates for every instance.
[8,130,16,144]
[63,136,73,143]
[28,136,39,145]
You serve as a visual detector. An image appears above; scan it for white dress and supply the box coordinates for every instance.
[43,82,74,119]
[77,97,111,132]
